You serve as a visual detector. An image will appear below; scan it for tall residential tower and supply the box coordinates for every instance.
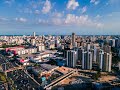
[67,50,77,68]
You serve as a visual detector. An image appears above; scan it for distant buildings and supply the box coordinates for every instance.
[0,32,114,72]
[1,33,119,90]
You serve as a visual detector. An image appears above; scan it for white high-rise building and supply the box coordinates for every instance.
[87,44,91,51]
[104,52,112,72]
[67,50,77,68]
[82,50,92,70]
[99,50,112,72]
[99,50,104,70]
[33,32,36,37]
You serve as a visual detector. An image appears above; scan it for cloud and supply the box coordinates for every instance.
[42,0,51,14]
[109,0,120,4]
[67,0,79,10]
[4,0,14,3]
[15,17,27,23]
[108,0,120,7]
[4,0,14,5]
[0,17,8,21]
[52,18,64,25]
[34,10,40,14]
[38,19,49,24]
[64,14,103,28]
[23,8,33,14]
[37,14,103,28]
[52,12,64,18]
[94,1,99,5]
[82,6,87,13]
[90,0,100,5]
[90,0,95,3]
[95,14,102,19]
[50,11,64,25]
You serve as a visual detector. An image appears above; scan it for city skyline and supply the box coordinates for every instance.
[0,0,120,35]
[0,32,120,90]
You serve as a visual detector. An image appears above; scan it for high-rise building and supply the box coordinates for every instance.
[72,32,76,47]
[87,51,92,69]
[55,37,60,48]
[87,44,91,51]
[99,50,104,71]
[63,43,72,58]
[82,49,87,69]
[103,52,112,72]
[31,38,36,46]
[33,32,36,37]
[82,50,92,70]
[99,50,112,72]
[112,39,115,47]
[103,45,111,53]
[67,50,77,68]
[93,44,100,63]
[96,48,100,64]
[77,48,83,62]
[115,38,120,48]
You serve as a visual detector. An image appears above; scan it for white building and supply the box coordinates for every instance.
[67,50,77,68]
[37,43,45,51]
[82,50,92,70]
[99,50,112,72]
[17,48,37,55]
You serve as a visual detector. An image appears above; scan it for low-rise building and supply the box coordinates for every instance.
[31,64,59,76]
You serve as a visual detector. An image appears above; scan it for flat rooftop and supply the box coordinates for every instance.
[56,67,73,74]
[40,64,58,71]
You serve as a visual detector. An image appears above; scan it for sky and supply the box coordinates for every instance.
[0,0,120,35]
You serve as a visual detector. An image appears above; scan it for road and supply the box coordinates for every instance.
[7,69,40,90]
[0,54,41,90]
